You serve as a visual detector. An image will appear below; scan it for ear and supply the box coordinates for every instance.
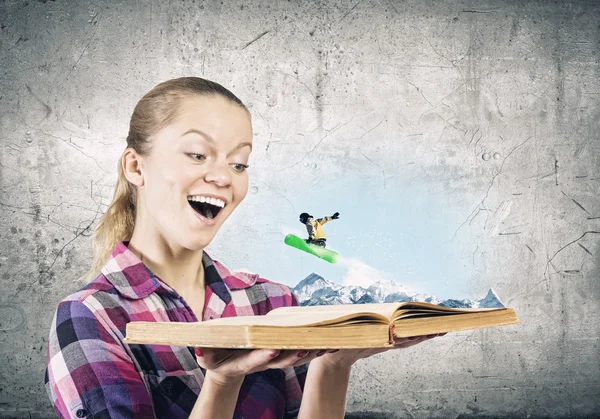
[122,148,144,187]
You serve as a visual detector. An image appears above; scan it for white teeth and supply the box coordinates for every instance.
[187,196,226,208]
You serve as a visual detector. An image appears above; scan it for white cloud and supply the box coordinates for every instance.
[339,257,389,288]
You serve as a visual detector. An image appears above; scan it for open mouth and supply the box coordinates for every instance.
[187,196,226,220]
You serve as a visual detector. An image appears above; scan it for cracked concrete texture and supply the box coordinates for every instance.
[1,0,599,417]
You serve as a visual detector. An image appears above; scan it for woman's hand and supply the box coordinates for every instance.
[310,333,447,370]
[194,347,334,386]
[195,333,445,385]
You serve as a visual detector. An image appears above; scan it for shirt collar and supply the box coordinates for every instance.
[210,259,260,290]
[101,241,258,301]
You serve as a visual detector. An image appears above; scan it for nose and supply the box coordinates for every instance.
[203,160,232,188]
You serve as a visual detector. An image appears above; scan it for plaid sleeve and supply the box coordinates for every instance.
[282,291,308,419]
[46,299,155,418]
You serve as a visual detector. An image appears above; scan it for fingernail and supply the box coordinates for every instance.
[194,348,203,357]
[439,332,447,336]
[427,334,437,338]
[297,351,309,358]
[328,349,339,353]
[269,350,280,358]
[316,350,327,357]
[408,336,420,340]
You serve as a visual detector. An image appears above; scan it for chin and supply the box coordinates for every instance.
[177,232,216,252]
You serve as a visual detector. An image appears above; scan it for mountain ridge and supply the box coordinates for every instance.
[291,273,505,309]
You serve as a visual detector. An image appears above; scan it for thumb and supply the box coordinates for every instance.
[241,349,281,371]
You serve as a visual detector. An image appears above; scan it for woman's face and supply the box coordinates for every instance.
[136,95,252,250]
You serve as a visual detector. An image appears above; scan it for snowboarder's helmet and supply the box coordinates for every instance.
[299,213,311,223]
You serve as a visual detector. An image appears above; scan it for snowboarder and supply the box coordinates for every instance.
[299,212,340,248]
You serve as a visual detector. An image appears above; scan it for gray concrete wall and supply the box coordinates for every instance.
[1,0,599,417]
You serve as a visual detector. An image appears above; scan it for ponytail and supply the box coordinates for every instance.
[83,156,135,282]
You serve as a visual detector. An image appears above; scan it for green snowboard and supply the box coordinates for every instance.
[284,234,340,264]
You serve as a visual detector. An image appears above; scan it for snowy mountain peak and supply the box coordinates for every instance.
[294,273,329,288]
[292,273,341,303]
[292,273,506,309]
[478,288,505,308]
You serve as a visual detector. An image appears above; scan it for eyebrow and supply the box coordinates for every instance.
[181,128,252,151]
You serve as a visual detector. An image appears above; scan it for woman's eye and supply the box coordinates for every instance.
[187,153,207,162]
[231,163,249,173]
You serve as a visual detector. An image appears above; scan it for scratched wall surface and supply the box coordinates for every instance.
[1,0,599,418]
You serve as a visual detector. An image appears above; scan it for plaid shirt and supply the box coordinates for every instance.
[45,241,307,419]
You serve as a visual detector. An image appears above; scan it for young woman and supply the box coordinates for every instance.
[45,77,442,419]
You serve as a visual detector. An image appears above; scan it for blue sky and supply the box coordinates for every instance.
[223,169,479,301]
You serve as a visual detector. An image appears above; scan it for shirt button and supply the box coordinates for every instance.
[76,409,87,418]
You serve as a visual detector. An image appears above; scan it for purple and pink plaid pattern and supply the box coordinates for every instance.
[45,241,307,418]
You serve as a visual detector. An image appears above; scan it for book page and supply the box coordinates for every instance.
[392,309,520,338]
[198,311,389,327]
[391,302,505,320]
[268,302,401,321]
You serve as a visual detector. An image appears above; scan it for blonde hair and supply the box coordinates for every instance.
[84,77,248,282]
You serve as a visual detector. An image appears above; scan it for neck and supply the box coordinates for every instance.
[127,227,206,295]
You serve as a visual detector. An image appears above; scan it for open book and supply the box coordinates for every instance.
[124,302,520,349]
